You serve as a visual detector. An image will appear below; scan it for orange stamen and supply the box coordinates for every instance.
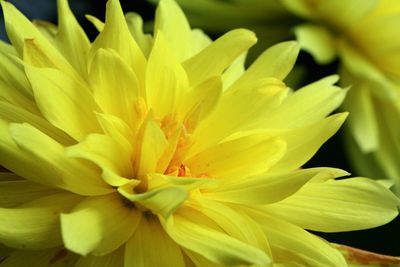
[178,164,186,177]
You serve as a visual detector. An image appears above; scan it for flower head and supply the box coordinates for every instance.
[284,0,400,194]
[0,0,398,266]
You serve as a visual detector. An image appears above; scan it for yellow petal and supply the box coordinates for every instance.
[9,123,112,195]
[0,80,39,116]
[263,75,346,128]
[0,192,82,250]
[146,173,218,192]
[0,101,74,146]
[90,0,146,89]
[118,186,188,219]
[294,24,336,64]
[61,193,141,256]
[206,167,346,204]
[55,0,90,78]
[179,75,222,132]
[95,112,137,150]
[190,77,287,155]
[33,20,57,42]
[66,134,134,187]
[154,0,192,61]
[25,66,101,141]
[146,31,189,118]
[189,28,212,57]
[89,48,139,128]
[190,199,271,256]
[250,211,347,267]
[0,39,17,55]
[85,14,104,32]
[0,0,74,78]
[183,29,256,86]
[0,180,60,208]
[135,116,169,177]
[370,101,400,193]
[282,0,377,27]
[0,80,40,120]
[0,50,32,98]
[155,125,183,174]
[0,120,45,184]
[183,249,221,267]
[264,177,400,232]
[163,212,270,266]
[75,246,124,267]
[125,12,152,57]
[231,41,299,91]
[339,40,396,100]
[23,38,82,83]
[270,113,348,172]
[222,51,247,90]
[125,215,185,267]
[185,133,286,178]
[0,247,79,267]
[342,75,379,153]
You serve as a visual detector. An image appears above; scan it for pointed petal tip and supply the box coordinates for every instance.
[1,1,18,22]
[338,111,349,121]
[56,0,69,11]
[236,28,258,45]
[106,0,122,11]
[0,0,11,10]
[275,40,301,54]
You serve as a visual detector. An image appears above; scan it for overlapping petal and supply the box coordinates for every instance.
[0,192,82,250]
[263,177,400,232]
[0,1,398,267]
[9,123,111,195]
[163,210,271,266]
[248,210,347,267]
[125,216,186,267]
[25,66,102,141]
[61,193,141,256]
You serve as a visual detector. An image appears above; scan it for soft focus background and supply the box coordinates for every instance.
[0,0,399,256]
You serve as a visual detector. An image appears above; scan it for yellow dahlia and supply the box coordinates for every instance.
[0,0,398,266]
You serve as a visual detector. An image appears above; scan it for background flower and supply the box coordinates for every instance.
[283,0,400,196]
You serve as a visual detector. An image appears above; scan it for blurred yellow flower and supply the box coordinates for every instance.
[284,0,400,194]
[0,0,398,266]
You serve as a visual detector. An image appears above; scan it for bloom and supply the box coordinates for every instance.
[0,0,398,266]
[283,0,400,195]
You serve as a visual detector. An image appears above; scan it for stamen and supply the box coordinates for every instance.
[178,164,186,177]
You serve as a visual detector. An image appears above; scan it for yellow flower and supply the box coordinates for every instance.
[0,0,398,266]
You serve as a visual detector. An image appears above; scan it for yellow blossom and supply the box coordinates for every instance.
[0,0,398,266]
[282,0,400,195]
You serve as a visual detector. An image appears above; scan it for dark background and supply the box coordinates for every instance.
[0,0,398,256]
